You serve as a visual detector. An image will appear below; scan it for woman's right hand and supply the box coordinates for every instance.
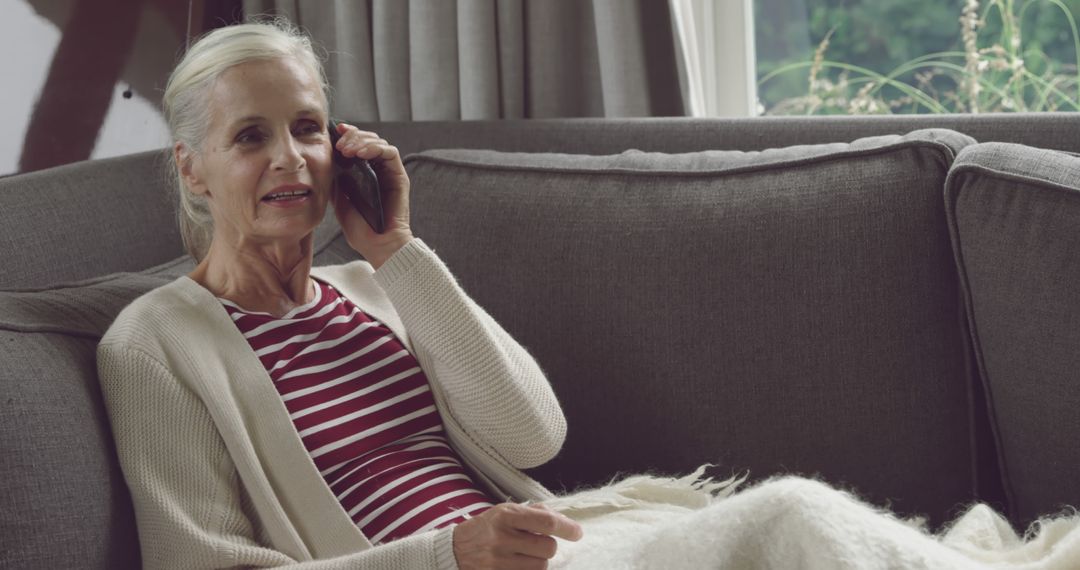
[452,503,583,569]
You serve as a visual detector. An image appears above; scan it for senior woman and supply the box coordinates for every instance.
[97,19,581,570]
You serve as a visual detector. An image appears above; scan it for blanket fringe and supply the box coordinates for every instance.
[541,464,747,517]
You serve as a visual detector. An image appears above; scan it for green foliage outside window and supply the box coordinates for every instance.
[756,0,1080,114]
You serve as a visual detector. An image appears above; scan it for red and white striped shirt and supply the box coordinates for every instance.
[218,277,494,544]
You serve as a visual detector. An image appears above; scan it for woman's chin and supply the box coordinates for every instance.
[258,199,327,223]
[257,212,325,240]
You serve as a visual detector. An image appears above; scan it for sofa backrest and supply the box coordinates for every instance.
[0,150,183,290]
[402,128,980,527]
[5,115,1079,290]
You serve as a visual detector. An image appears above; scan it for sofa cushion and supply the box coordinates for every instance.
[0,256,189,568]
[403,129,977,526]
[0,226,354,568]
[945,142,1080,527]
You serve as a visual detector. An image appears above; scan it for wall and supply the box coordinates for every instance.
[0,0,242,177]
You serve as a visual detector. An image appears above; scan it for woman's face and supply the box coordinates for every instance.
[179,56,333,250]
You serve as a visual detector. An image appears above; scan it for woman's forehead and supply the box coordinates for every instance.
[209,59,326,127]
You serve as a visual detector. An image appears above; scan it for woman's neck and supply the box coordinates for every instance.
[188,235,316,318]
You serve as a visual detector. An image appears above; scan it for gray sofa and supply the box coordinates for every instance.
[2,114,1079,568]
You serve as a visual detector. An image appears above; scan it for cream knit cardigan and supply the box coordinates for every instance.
[96,237,566,569]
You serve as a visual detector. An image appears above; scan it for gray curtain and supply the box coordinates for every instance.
[242,0,688,120]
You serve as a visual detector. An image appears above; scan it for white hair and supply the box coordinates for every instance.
[161,15,332,262]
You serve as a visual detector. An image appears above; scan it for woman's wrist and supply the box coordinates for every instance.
[368,233,415,270]
[435,525,459,570]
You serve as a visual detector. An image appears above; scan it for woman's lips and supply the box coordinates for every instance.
[262,193,311,207]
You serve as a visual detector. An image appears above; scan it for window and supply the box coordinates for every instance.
[754,0,1080,114]
[672,0,757,117]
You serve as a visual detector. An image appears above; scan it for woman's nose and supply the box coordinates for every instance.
[271,134,305,172]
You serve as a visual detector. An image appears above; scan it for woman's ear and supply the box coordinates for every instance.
[174,141,208,197]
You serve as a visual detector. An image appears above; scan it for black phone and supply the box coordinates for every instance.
[328,119,384,234]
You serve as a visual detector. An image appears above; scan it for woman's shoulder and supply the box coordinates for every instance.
[314,238,437,291]
[100,276,219,353]
[311,258,374,282]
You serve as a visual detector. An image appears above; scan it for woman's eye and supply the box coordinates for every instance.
[237,130,264,144]
[296,121,322,135]
[235,122,319,144]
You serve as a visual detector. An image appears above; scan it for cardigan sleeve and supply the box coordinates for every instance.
[96,343,459,570]
[373,237,567,469]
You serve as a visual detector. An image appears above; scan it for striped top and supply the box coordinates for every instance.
[218,277,494,544]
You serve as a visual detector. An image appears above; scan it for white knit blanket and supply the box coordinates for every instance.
[539,466,1080,569]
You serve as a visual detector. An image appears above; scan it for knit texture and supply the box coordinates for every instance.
[96,237,562,569]
[372,237,566,468]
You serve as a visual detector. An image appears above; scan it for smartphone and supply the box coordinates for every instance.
[328,119,384,234]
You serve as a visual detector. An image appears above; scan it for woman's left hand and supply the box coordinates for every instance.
[329,122,414,270]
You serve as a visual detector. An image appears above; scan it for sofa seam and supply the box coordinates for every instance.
[948,161,1080,198]
[0,322,104,338]
[941,164,1017,518]
[402,139,964,180]
[0,265,181,294]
